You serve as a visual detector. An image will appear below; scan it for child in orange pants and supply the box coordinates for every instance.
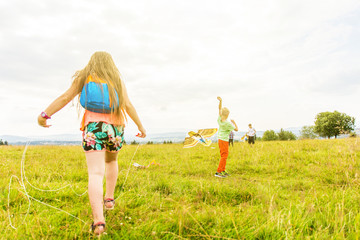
[215,97,238,178]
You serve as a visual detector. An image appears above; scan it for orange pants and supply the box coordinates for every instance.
[217,139,229,172]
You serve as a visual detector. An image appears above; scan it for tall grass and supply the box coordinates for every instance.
[1,138,360,239]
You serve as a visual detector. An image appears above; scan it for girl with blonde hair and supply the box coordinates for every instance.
[38,51,146,235]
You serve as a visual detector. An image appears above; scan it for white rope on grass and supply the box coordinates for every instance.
[8,175,31,229]
[8,141,142,229]
[7,141,88,229]
[21,142,88,197]
[115,143,141,201]
[20,141,88,197]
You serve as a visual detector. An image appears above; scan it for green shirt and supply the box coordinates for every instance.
[217,116,235,142]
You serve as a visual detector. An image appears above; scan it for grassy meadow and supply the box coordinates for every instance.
[1,138,360,239]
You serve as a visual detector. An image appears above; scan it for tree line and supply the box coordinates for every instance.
[261,111,356,141]
[0,139,9,145]
[261,129,297,141]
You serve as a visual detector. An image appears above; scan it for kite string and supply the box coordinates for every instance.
[8,141,88,230]
[21,142,87,196]
[115,143,141,201]
[8,140,142,229]
[7,175,31,229]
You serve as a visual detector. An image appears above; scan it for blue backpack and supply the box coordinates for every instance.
[80,76,119,113]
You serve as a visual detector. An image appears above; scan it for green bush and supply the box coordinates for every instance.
[278,129,297,141]
[349,132,357,138]
[300,126,317,139]
[262,129,297,141]
[262,130,278,141]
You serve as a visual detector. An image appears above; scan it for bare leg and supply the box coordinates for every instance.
[104,151,119,208]
[85,152,105,234]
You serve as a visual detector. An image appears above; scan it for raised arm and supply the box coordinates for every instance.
[231,120,239,132]
[217,96,222,116]
[122,81,146,138]
[38,81,81,127]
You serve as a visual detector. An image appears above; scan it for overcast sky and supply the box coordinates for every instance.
[0,0,359,138]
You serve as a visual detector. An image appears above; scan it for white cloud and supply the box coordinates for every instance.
[0,0,359,137]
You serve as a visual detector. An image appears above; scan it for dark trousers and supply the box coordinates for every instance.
[229,139,234,146]
[248,136,255,144]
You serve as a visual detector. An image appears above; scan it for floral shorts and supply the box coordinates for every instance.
[82,122,124,152]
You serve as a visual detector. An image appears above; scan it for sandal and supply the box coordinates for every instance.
[91,221,106,235]
[104,198,115,210]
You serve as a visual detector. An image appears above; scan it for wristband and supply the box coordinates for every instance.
[41,112,51,119]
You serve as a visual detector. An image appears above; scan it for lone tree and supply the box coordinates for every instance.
[300,125,317,139]
[314,111,355,139]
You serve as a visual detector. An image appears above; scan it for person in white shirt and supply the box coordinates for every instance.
[247,124,256,145]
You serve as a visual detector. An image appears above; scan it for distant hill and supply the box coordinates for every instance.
[0,135,31,143]
[2,127,357,145]
[0,132,187,145]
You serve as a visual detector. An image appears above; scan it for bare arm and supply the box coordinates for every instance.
[122,81,146,138]
[231,120,239,132]
[38,82,81,128]
[217,96,222,116]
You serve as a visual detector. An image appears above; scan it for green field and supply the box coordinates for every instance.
[1,138,360,239]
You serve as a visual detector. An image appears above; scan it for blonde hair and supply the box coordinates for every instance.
[73,51,125,119]
[221,107,230,118]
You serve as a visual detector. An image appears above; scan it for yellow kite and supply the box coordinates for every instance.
[184,128,218,148]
